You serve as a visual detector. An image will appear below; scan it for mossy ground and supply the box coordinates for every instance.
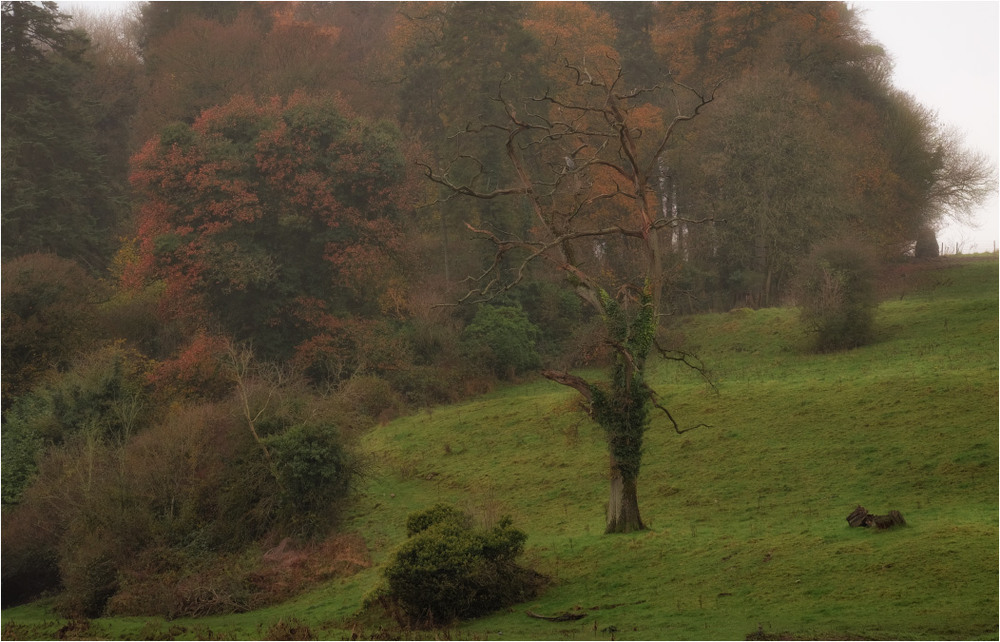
[3,256,996,640]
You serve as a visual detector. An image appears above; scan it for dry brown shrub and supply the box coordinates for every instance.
[0,503,62,607]
[249,533,371,608]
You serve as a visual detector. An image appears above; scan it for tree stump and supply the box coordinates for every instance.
[846,505,906,530]
[846,505,870,527]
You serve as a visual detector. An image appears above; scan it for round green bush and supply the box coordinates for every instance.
[375,504,541,627]
[460,303,541,379]
[265,422,355,523]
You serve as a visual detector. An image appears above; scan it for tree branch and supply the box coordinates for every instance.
[641,78,723,180]
[418,161,530,200]
[541,369,593,402]
[648,388,710,434]
[653,338,717,393]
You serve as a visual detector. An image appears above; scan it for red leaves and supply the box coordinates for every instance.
[147,331,229,400]
[127,93,409,364]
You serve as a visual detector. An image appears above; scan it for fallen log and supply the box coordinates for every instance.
[871,509,906,529]
[846,505,906,530]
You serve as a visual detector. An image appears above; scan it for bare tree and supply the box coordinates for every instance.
[424,60,718,533]
[927,125,998,226]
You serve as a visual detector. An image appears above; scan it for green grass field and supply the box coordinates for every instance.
[3,256,997,641]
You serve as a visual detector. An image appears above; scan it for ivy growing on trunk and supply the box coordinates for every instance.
[589,285,655,532]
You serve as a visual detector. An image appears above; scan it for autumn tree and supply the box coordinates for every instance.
[648,2,871,90]
[595,2,662,88]
[1,253,102,405]
[127,93,412,370]
[645,2,993,309]
[133,2,398,150]
[424,56,716,533]
[874,90,997,255]
[132,3,274,146]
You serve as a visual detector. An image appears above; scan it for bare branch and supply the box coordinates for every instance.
[648,388,711,434]
[653,339,718,393]
[641,78,722,179]
[460,220,636,307]
[542,367,710,438]
[224,340,283,487]
[650,214,718,231]
[418,161,530,200]
[562,57,601,88]
[614,84,662,101]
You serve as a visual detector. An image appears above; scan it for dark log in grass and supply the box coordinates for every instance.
[846,505,906,530]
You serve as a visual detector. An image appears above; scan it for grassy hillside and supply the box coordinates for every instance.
[3,256,997,641]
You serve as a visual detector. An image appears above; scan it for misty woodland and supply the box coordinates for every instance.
[2,2,996,640]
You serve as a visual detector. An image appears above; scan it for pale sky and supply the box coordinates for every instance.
[855,1,1000,253]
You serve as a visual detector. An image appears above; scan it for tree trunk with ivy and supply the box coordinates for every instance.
[590,286,655,533]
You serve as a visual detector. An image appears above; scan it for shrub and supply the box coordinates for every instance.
[123,401,242,549]
[795,238,878,352]
[108,547,257,618]
[1,396,47,506]
[1,253,102,402]
[148,331,230,401]
[294,317,416,387]
[3,368,365,615]
[404,503,471,536]
[2,429,126,612]
[57,527,119,617]
[337,375,402,424]
[0,504,62,607]
[45,344,150,444]
[266,422,357,529]
[460,303,541,379]
[1,344,150,504]
[262,618,315,641]
[373,504,542,628]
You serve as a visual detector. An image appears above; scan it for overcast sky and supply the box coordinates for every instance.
[854,1,1000,253]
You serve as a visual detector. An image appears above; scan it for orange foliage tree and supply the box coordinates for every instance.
[133,2,398,148]
[127,93,413,373]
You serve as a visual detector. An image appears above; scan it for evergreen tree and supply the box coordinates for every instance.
[1,1,116,267]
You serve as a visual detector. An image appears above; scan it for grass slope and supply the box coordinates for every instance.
[3,256,997,641]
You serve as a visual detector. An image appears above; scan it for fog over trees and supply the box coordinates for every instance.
[2,0,995,618]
